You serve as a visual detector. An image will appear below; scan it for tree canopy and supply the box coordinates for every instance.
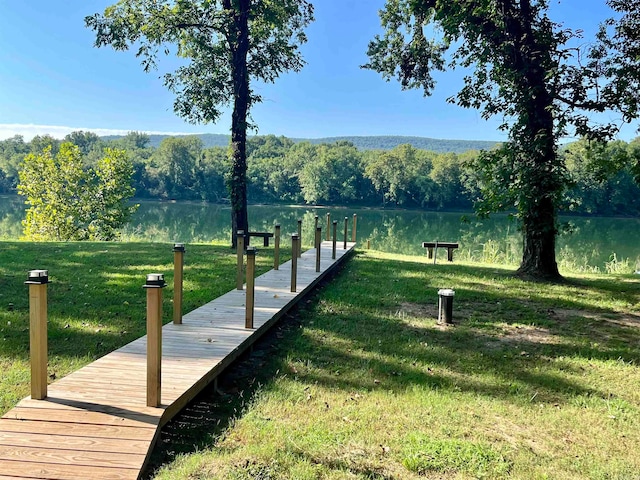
[86,0,314,247]
[17,143,137,241]
[366,0,640,280]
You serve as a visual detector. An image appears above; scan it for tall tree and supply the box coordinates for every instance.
[86,0,314,246]
[366,0,640,280]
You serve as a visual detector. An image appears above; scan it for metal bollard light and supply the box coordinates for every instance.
[26,269,49,400]
[438,289,455,325]
[297,220,302,257]
[274,224,281,270]
[315,226,322,272]
[332,220,337,259]
[291,234,299,292]
[236,230,245,290]
[173,243,185,325]
[245,247,257,329]
[144,273,167,407]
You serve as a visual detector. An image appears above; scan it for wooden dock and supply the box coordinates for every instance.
[0,241,355,480]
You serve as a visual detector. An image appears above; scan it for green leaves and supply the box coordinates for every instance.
[17,143,138,241]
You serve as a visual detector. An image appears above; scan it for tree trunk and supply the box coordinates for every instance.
[504,0,562,280]
[228,0,250,248]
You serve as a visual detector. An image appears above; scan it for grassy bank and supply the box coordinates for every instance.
[0,241,286,414]
[151,250,640,479]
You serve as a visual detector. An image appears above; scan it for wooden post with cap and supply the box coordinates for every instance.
[145,273,166,407]
[297,220,302,257]
[352,214,357,243]
[343,216,348,250]
[245,247,257,329]
[326,213,331,241]
[315,226,322,272]
[173,243,185,324]
[26,269,49,400]
[236,230,245,290]
[274,224,281,270]
[332,220,337,259]
[291,234,299,292]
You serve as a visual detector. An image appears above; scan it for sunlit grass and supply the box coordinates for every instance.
[0,240,288,415]
[151,249,640,479]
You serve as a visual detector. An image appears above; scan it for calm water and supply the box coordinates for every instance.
[2,196,639,271]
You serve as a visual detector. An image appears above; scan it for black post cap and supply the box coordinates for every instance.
[25,269,49,285]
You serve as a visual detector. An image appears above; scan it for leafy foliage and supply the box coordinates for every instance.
[85,0,314,245]
[365,0,640,279]
[17,143,137,241]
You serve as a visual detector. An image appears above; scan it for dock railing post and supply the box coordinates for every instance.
[314,215,319,231]
[274,224,281,270]
[144,273,166,408]
[245,247,256,329]
[291,234,299,292]
[315,226,322,272]
[236,230,245,290]
[352,214,357,243]
[332,220,337,259]
[297,220,302,257]
[26,269,49,400]
[326,213,331,241]
[173,243,185,325]
[343,217,348,250]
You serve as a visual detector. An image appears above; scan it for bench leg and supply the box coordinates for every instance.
[447,248,454,262]
[427,247,433,259]
[263,237,269,247]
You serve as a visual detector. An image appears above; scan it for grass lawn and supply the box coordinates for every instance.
[2,243,639,479]
[150,250,640,480]
[0,240,287,415]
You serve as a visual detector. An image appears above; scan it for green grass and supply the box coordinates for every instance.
[150,250,640,480]
[2,243,640,479]
[0,240,288,415]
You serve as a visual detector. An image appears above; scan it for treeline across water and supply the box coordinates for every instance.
[1,131,640,215]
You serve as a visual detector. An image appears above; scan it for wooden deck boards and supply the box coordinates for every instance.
[0,241,354,480]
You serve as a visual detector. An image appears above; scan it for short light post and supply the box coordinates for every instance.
[332,220,337,260]
[315,226,322,273]
[326,213,331,241]
[245,247,257,329]
[236,230,245,290]
[291,234,299,292]
[274,224,281,270]
[173,243,185,325]
[343,217,348,250]
[144,273,167,407]
[438,289,455,325]
[297,220,302,257]
[26,269,49,400]
[352,214,358,243]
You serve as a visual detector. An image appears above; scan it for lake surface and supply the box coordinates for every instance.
[2,196,639,272]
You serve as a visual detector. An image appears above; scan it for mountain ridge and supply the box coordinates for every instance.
[101,133,499,153]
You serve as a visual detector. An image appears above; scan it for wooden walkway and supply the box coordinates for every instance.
[0,241,355,480]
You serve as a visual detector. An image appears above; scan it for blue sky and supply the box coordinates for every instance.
[0,0,637,142]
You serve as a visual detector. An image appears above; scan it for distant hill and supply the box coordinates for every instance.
[102,133,499,153]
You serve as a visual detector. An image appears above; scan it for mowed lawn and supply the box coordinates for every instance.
[152,250,640,480]
[1,242,639,479]
[0,241,285,415]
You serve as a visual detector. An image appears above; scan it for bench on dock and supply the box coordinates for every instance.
[247,231,275,246]
[422,242,459,262]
